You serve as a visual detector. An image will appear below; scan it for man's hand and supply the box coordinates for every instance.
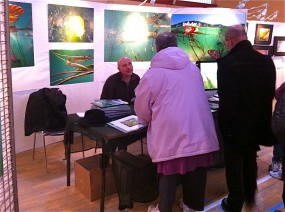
[208,50,222,59]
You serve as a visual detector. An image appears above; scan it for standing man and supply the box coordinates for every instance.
[135,32,219,212]
[101,57,140,104]
[217,25,277,211]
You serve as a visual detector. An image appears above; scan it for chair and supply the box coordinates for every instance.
[26,88,99,173]
[32,130,65,173]
[25,88,69,173]
[33,130,91,173]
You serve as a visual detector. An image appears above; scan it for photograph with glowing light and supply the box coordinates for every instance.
[171,13,246,62]
[48,4,94,43]
[9,1,34,68]
[49,49,94,85]
[104,10,171,62]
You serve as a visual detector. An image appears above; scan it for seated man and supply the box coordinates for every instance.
[101,57,140,151]
[100,57,140,104]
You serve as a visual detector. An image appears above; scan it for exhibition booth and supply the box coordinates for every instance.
[0,0,284,211]
[10,0,285,153]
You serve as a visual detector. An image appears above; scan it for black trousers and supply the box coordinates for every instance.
[158,167,207,212]
[224,145,258,212]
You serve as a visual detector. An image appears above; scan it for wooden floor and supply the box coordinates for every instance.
[16,141,284,212]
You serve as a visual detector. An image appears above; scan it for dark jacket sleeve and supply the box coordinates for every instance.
[100,77,113,99]
[217,57,239,137]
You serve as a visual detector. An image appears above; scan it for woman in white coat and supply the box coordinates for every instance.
[135,32,219,212]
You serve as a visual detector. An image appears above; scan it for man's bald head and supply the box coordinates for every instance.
[117,57,133,82]
[225,25,248,50]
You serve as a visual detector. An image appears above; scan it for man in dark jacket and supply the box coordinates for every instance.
[100,57,140,104]
[217,25,277,211]
[100,57,140,151]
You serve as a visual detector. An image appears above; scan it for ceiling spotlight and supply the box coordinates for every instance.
[150,0,156,4]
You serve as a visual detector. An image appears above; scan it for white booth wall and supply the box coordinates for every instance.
[12,0,285,153]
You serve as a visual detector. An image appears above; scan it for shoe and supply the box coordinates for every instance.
[119,203,133,211]
[272,162,282,172]
[179,199,191,212]
[221,198,231,212]
[118,203,133,211]
[147,204,160,212]
[270,170,282,180]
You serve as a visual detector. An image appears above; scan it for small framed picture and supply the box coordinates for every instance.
[253,45,273,56]
[254,24,274,45]
[273,36,285,56]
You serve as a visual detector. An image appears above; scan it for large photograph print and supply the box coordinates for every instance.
[171,13,246,62]
[104,10,171,62]
[49,49,94,85]
[48,4,94,43]
[9,2,34,68]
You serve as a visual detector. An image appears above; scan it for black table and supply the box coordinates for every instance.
[64,114,147,212]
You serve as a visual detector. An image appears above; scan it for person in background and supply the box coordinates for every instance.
[134,31,219,212]
[100,56,140,104]
[272,81,285,211]
[270,82,285,180]
[217,25,277,211]
[269,144,284,179]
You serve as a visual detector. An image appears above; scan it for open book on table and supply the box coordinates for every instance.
[107,115,147,133]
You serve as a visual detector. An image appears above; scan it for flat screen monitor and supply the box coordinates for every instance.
[196,61,218,91]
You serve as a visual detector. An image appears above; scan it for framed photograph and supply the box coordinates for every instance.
[254,24,273,45]
[253,45,273,56]
[273,36,285,56]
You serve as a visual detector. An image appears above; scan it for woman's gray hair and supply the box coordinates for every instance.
[155,32,178,52]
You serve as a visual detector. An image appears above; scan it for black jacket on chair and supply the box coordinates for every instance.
[25,88,67,136]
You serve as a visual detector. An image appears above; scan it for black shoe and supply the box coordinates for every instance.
[221,198,231,212]
[118,203,133,211]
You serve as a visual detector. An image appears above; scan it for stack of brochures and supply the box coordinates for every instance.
[107,115,147,133]
[100,105,132,119]
[91,99,132,119]
[91,99,128,108]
